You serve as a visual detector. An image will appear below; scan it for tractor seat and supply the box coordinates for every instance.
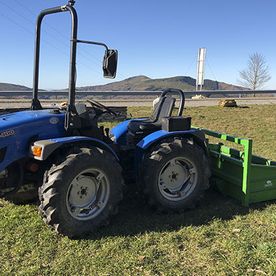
[128,96,176,134]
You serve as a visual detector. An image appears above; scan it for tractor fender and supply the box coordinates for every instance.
[135,129,209,186]
[32,136,119,161]
[137,129,208,153]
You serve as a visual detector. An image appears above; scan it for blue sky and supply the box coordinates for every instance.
[0,0,275,89]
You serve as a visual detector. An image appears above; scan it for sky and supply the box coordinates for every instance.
[0,0,275,90]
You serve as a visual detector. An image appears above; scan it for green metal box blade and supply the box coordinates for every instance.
[210,149,276,206]
[193,127,276,206]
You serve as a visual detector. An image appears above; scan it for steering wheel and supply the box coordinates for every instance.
[86,99,117,116]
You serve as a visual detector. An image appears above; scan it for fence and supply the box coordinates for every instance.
[0,90,275,99]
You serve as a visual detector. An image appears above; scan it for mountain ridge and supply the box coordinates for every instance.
[76,75,245,92]
[0,83,32,91]
[0,76,245,91]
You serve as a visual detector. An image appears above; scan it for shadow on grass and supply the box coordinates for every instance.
[9,185,273,240]
[82,187,273,240]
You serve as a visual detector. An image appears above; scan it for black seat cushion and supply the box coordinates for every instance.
[128,120,160,134]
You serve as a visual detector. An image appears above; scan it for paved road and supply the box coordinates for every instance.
[0,97,275,108]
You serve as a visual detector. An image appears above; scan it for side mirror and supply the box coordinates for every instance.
[103,49,118,79]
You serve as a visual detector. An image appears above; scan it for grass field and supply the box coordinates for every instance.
[0,105,276,275]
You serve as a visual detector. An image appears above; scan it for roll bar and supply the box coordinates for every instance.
[31,1,78,112]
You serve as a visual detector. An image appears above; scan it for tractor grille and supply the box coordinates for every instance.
[0,147,7,162]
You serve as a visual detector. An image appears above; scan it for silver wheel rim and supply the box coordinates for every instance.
[66,168,110,221]
[158,157,198,201]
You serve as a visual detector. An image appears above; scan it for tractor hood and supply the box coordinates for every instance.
[0,109,66,171]
[0,110,65,131]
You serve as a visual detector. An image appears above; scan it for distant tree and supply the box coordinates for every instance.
[239,53,271,93]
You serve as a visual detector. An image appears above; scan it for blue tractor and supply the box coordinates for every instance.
[0,0,210,237]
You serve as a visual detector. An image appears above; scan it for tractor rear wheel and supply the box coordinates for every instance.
[143,138,210,211]
[38,147,123,237]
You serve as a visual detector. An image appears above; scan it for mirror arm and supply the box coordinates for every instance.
[74,39,109,51]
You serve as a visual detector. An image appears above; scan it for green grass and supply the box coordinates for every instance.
[1,105,276,275]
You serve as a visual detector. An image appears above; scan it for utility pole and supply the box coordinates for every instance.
[196,48,206,91]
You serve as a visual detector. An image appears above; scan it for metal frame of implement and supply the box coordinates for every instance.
[194,127,276,206]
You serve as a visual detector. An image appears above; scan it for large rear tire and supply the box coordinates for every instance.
[143,138,210,211]
[38,147,123,238]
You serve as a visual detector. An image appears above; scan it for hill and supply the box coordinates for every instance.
[0,76,245,92]
[76,75,245,91]
[0,83,32,91]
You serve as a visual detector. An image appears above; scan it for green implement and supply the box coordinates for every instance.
[194,127,276,206]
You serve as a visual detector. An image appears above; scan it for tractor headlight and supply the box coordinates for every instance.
[31,146,43,158]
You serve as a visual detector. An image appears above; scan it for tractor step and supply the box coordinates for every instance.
[194,127,276,206]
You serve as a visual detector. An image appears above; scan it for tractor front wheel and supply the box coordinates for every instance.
[143,138,210,211]
[38,147,123,237]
